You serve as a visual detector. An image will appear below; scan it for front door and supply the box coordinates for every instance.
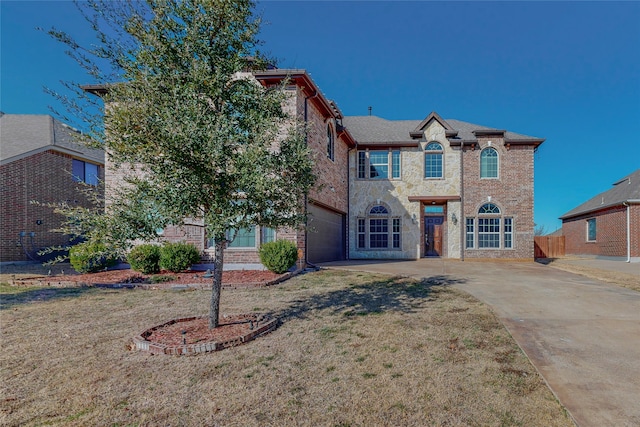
[424,216,444,257]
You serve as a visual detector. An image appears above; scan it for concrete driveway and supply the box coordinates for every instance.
[319,259,640,427]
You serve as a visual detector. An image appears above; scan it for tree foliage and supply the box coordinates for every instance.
[49,0,316,327]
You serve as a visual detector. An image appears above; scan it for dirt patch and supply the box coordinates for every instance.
[541,258,640,292]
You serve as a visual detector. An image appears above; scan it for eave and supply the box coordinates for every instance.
[357,142,420,149]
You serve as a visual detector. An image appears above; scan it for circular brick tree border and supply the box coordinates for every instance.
[132,313,278,355]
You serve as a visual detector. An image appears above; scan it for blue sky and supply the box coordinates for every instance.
[2,0,639,233]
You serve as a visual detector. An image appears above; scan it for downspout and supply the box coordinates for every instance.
[460,142,465,261]
[623,201,631,262]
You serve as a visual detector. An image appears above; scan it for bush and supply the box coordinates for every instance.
[127,244,161,274]
[259,239,298,274]
[159,242,201,272]
[69,241,117,274]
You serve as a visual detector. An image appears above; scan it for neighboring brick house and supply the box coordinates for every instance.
[344,112,544,260]
[560,169,640,262]
[0,113,105,262]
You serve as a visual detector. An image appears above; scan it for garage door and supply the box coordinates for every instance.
[307,204,345,263]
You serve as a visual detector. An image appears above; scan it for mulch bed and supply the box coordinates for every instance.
[10,269,289,288]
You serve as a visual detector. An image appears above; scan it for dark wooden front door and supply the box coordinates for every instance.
[424,216,444,257]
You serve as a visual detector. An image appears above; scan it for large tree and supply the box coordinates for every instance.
[50,0,315,328]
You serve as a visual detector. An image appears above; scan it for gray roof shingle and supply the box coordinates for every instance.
[0,113,104,165]
[342,114,543,144]
[560,169,640,219]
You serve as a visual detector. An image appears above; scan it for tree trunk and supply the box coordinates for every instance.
[209,238,225,329]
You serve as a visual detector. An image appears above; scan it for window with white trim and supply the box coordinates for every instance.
[357,204,401,250]
[357,150,401,180]
[357,218,366,249]
[480,147,498,179]
[466,218,475,249]
[465,203,514,250]
[504,218,513,248]
[424,142,443,178]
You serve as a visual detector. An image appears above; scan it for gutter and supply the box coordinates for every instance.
[460,141,465,261]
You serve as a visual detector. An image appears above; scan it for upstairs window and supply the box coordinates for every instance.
[480,147,498,178]
[72,159,99,186]
[424,142,443,178]
[357,150,401,180]
[327,123,335,161]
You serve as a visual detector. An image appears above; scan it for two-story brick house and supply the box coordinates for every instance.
[93,70,544,265]
[344,111,544,260]
[0,113,105,262]
[86,69,356,267]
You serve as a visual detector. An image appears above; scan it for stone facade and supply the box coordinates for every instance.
[345,112,543,261]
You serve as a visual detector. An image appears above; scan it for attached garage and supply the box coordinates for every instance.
[307,204,345,263]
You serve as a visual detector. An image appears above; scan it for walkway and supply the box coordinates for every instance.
[320,259,640,427]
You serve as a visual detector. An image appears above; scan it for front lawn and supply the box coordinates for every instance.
[0,270,572,426]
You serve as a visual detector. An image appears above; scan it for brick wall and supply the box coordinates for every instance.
[299,88,349,214]
[462,138,536,259]
[631,204,640,258]
[0,150,104,262]
[562,205,633,258]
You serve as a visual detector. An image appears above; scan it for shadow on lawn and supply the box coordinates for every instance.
[0,286,100,310]
[275,274,467,321]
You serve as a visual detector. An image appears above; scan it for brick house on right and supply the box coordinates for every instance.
[560,169,640,262]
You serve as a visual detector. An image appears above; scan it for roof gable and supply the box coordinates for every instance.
[560,169,640,219]
[410,111,456,139]
[0,114,104,165]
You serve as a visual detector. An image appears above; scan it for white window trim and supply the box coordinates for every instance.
[480,147,499,180]
[356,149,402,181]
[424,141,444,180]
[356,204,402,250]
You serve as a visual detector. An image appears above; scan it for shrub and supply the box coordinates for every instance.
[127,244,161,274]
[259,239,298,274]
[69,241,117,274]
[159,242,201,272]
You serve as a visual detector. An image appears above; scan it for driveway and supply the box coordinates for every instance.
[319,259,640,427]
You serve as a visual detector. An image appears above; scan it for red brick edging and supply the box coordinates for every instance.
[132,314,278,355]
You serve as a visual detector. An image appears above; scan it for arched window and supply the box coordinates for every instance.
[478,203,500,214]
[327,123,334,161]
[480,147,498,178]
[478,203,500,248]
[356,204,401,250]
[424,142,443,178]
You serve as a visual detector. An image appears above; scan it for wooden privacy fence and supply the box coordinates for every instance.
[534,236,565,258]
